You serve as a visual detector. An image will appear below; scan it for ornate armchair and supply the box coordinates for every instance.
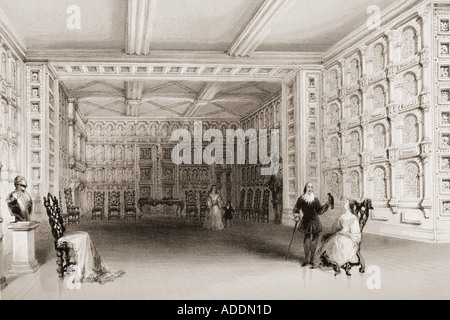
[260,189,270,223]
[64,188,80,225]
[43,193,71,278]
[92,191,105,220]
[252,189,262,222]
[124,190,137,220]
[185,190,198,220]
[199,190,209,221]
[59,191,68,226]
[108,191,121,220]
[243,189,253,221]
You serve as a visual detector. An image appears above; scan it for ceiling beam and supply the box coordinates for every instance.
[125,80,144,100]
[126,0,157,55]
[227,0,296,57]
[183,82,223,117]
[125,80,144,116]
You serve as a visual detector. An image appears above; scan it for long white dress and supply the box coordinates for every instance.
[58,231,125,284]
[314,211,361,266]
[203,193,224,230]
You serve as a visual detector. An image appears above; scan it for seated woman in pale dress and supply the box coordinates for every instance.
[203,185,224,230]
[313,198,361,276]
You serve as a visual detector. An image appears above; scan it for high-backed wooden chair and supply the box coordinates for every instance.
[243,189,253,221]
[108,191,121,220]
[237,189,246,220]
[260,189,270,223]
[199,190,209,221]
[185,190,198,220]
[252,189,262,222]
[43,193,71,278]
[59,191,68,226]
[92,191,105,220]
[64,188,80,225]
[124,190,137,220]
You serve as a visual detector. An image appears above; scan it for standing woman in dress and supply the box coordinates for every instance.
[293,182,332,267]
[203,185,224,230]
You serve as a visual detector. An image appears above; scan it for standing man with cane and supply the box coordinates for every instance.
[292,182,333,268]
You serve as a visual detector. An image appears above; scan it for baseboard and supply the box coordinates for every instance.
[363,223,437,243]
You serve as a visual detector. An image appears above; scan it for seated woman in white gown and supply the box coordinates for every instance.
[203,185,224,230]
[44,193,125,285]
[313,198,361,276]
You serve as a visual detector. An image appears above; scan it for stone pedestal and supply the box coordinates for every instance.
[8,221,40,274]
[0,217,7,290]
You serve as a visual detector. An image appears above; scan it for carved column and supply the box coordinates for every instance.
[76,132,82,162]
[68,99,76,168]
[0,216,7,290]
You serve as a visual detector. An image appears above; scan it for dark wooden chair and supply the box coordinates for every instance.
[64,188,80,225]
[92,191,105,220]
[237,189,246,220]
[260,189,270,223]
[243,189,253,221]
[185,190,198,220]
[43,193,72,278]
[252,189,262,222]
[108,191,121,220]
[199,190,208,221]
[124,190,137,220]
[59,191,68,226]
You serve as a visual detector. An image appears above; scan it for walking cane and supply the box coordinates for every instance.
[285,218,299,260]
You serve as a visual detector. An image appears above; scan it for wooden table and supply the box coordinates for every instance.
[137,198,184,218]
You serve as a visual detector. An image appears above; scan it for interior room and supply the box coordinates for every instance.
[1,0,450,300]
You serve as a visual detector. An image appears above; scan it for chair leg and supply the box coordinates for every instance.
[56,250,64,278]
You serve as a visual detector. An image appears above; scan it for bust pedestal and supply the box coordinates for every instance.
[8,221,40,274]
[0,217,7,290]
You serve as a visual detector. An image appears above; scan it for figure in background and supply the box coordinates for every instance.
[293,182,332,268]
[222,200,235,229]
[265,160,283,224]
[203,185,224,230]
[6,176,33,222]
[314,198,361,276]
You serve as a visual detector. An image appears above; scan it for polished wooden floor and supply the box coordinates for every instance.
[1,212,450,300]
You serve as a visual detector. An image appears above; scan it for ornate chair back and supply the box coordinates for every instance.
[252,189,262,222]
[238,189,246,220]
[244,189,253,220]
[261,189,270,223]
[356,198,373,232]
[185,190,198,220]
[92,191,105,220]
[44,193,65,242]
[199,190,208,221]
[108,191,121,220]
[124,190,137,220]
[63,188,80,225]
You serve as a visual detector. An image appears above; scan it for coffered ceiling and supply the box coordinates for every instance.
[0,0,400,120]
[64,79,281,120]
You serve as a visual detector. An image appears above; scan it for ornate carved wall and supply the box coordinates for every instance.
[240,95,281,221]
[85,120,239,217]
[0,34,25,254]
[322,3,435,241]
[434,3,450,241]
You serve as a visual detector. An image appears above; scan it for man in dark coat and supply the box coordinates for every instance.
[293,182,331,268]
